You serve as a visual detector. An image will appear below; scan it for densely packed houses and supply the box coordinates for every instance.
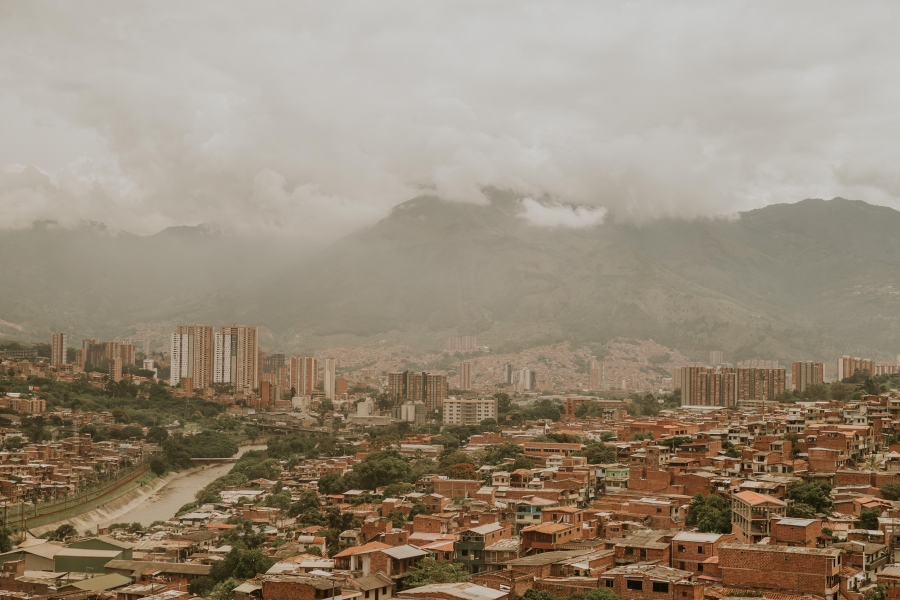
[1,372,899,600]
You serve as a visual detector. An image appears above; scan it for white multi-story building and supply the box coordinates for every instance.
[323,358,336,399]
[516,368,535,393]
[214,325,258,391]
[443,397,498,426]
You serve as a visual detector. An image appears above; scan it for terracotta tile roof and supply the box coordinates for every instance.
[732,491,786,506]
[523,522,575,534]
[706,588,821,600]
[332,541,392,557]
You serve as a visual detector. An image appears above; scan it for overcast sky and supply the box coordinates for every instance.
[2,2,899,240]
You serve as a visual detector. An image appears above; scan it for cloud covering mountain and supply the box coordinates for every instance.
[3,3,900,241]
[4,195,897,366]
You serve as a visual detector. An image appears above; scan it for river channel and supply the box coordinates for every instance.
[113,444,268,526]
[39,443,272,534]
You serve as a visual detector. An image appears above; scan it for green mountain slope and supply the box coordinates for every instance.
[1,195,898,362]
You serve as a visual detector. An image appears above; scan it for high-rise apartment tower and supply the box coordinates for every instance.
[214,325,259,391]
[170,325,215,389]
[50,333,67,367]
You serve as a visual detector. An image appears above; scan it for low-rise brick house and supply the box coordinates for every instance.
[455,523,513,574]
[261,575,343,600]
[397,582,507,600]
[768,517,823,548]
[350,574,395,600]
[522,522,577,554]
[614,531,674,566]
[484,537,521,571]
[471,569,534,600]
[501,550,595,580]
[333,542,393,574]
[412,514,456,535]
[600,564,702,600]
[534,576,604,597]
[717,543,842,597]
[731,491,786,544]
[878,565,900,600]
[671,531,734,575]
[371,546,428,580]
[832,540,889,585]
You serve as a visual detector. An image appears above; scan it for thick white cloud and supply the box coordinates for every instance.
[1,2,900,240]
[520,198,607,228]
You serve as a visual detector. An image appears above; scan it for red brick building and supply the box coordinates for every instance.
[522,522,578,553]
[600,564,702,600]
[671,531,734,575]
[718,543,842,597]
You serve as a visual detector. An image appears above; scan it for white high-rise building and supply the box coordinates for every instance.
[516,368,535,393]
[214,325,259,391]
[323,358,337,399]
[170,325,215,388]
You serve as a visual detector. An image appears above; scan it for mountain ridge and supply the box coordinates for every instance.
[1,195,898,362]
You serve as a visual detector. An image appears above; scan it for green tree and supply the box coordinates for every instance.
[830,382,853,402]
[402,558,468,586]
[46,523,78,541]
[244,425,262,441]
[881,482,900,501]
[263,491,292,511]
[658,436,692,450]
[479,418,499,432]
[517,591,556,600]
[210,578,239,600]
[150,458,167,476]
[383,482,415,498]
[318,473,346,495]
[288,490,321,517]
[859,507,881,531]
[409,501,429,519]
[353,449,412,489]
[189,577,216,596]
[387,511,407,528]
[494,393,512,415]
[580,440,616,464]
[510,455,534,471]
[146,426,169,444]
[786,480,832,514]
[0,528,13,553]
[786,502,817,519]
[686,493,731,534]
[210,549,274,582]
[3,436,24,451]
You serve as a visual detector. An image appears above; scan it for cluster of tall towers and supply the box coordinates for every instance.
[169,324,337,398]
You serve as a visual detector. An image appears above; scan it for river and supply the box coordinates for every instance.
[113,444,268,525]
[36,444,268,534]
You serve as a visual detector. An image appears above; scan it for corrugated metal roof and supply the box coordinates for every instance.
[69,573,133,591]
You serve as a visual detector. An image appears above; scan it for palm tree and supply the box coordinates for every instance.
[864,454,882,471]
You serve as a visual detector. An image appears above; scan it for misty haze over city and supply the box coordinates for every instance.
[3,6,900,589]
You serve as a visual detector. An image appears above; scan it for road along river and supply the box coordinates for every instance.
[32,444,267,535]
